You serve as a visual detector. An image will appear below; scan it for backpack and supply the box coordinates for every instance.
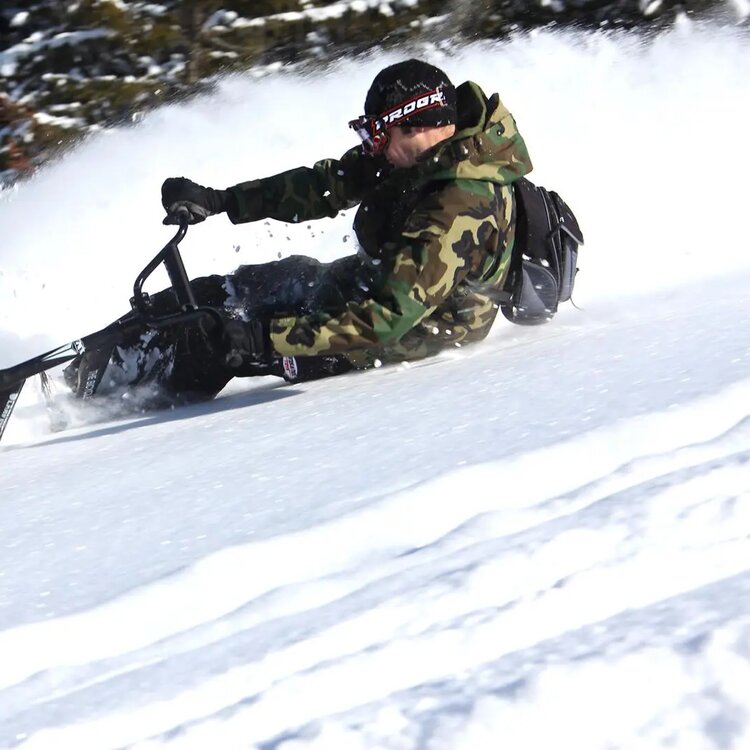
[501,177,585,325]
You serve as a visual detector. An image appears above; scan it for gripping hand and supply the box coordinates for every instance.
[161,177,231,225]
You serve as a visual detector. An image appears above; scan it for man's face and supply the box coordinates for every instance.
[383,124,456,169]
[384,126,429,169]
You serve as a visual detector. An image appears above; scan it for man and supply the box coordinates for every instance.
[65,59,577,405]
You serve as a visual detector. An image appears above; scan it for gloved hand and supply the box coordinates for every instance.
[222,318,272,368]
[161,177,232,225]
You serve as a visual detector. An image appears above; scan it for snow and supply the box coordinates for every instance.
[2,25,750,750]
[32,111,84,129]
[202,9,239,31]
[10,12,30,28]
[0,29,113,77]
[231,0,400,26]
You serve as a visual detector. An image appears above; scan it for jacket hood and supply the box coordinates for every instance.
[413,81,533,185]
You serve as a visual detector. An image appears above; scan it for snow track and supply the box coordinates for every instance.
[2,271,750,748]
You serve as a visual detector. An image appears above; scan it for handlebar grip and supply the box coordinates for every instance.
[174,205,191,226]
[163,204,194,226]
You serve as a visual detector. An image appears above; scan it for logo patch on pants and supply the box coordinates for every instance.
[282,356,298,381]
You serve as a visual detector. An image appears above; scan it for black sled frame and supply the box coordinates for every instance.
[0,212,222,441]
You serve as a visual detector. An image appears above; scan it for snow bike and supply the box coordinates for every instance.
[0,209,225,442]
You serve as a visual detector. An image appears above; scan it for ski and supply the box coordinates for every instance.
[69,343,115,401]
[0,379,26,442]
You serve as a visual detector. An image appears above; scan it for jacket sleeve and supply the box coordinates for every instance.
[268,181,500,357]
[225,146,389,224]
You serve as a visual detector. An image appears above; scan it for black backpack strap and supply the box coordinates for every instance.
[550,189,584,246]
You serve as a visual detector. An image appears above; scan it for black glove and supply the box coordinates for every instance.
[161,177,232,225]
[222,318,272,368]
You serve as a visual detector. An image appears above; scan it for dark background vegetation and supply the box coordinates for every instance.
[0,0,742,185]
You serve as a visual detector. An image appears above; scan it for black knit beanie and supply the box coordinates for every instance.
[364,59,457,127]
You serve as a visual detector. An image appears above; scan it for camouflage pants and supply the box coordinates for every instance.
[225,255,500,371]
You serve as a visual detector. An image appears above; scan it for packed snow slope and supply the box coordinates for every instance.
[2,25,750,750]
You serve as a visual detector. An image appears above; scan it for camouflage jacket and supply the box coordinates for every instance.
[226,81,533,361]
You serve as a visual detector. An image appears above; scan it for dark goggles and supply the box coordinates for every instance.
[349,86,447,157]
[348,115,389,156]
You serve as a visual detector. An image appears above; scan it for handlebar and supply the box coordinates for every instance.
[131,212,224,330]
[133,214,193,315]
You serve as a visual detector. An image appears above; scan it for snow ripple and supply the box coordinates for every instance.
[2,380,749,749]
